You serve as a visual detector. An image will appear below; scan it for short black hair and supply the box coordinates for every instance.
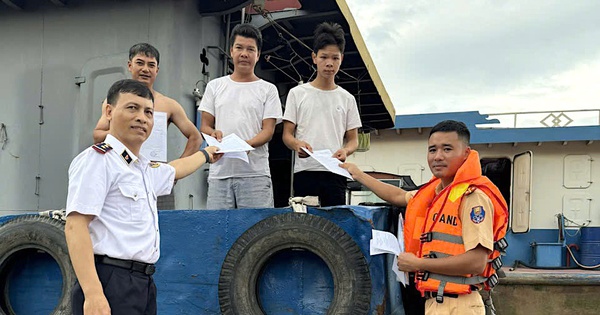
[313,22,346,53]
[129,43,160,65]
[230,24,263,51]
[429,120,470,145]
[107,79,154,106]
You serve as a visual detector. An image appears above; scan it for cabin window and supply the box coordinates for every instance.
[562,193,592,226]
[563,155,592,189]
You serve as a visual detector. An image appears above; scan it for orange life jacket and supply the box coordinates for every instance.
[404,150,508,299]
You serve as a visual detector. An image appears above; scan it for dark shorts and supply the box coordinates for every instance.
[71,262,157,315]
[293,171,347,207]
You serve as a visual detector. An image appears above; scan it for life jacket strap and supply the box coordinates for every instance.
[421,232,464,244]
[494,237,509,253]
[436,281,447,303]
[420,232,433,243]
[429,251,450,258]
[491,256,503,270]
[487,273,499,288]
[428,273,487,286]
[417,271,430,281]
[424,252,437,259]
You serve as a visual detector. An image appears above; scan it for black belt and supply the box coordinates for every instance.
[94,255,156,276]
[423,291,459,300]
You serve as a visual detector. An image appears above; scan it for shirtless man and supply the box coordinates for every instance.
[93,43,202,158]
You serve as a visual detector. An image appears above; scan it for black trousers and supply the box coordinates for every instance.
[72,262,157,315]
[401,272,426,315]
[293,171,347,207]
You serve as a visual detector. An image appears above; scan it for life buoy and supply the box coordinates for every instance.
[0,215,75,315]
[218,212,372,315]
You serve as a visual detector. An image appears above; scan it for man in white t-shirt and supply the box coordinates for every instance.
[282,22,361,206]
[199,23,282,209]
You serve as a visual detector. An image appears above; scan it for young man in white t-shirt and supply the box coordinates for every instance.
[199,23,282,209]
[282,22,362,206]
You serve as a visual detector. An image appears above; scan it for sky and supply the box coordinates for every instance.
[346,0,600,126]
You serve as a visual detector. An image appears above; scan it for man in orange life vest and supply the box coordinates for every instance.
[342,120,508,315]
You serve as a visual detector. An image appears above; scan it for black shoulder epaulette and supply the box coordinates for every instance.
[121,150,133,164]
[92,142,112,154]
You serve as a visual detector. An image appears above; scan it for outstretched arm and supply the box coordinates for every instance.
[65,212,111,315]
[169,100,203,158]
[282,120,312,158]
[168,146,221,180]
[340,162,409,207]
[92,99,110,143]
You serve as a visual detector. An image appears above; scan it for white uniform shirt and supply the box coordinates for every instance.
[198,75,282,179]
[283,83,362,173]
[66,134,175,264]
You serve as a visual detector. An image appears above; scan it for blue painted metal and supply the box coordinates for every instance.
[393,111,600,142]
[3,207,599,313]
[394,111,499,128]
[154,206,395,314]
[580,227,600,266]
[7,251,63,314]
[532,243,563,267]
[504,229,582,268]
[1,206,405,314]
[0,215,16,225]
[258,250,334,314]
[471,125,600,143]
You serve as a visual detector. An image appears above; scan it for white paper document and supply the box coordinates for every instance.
[202,133,254,163]
[396,216,407,283]
[397,216,405,253]
[140,111,167,162]
[370,229,408,286]
[301,148,353,180]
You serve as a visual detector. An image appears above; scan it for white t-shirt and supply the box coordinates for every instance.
[283,83,362,173]
[66,134,175,264]
[199,75,282,179]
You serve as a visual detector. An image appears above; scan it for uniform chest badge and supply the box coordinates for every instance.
[470,206,486,224]
[149,162,161,168]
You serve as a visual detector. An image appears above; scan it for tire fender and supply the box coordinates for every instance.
[218,212,372,315]
[0,215,75,315]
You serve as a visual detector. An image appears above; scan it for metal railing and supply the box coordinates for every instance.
[481,109,600,128]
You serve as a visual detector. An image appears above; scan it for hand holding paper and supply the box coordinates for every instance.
[202,133,254,163]
[370,229,408,286]
[301,148,353,179]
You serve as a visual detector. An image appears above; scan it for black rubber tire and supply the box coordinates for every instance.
[218,213,372,315]
[0,215,75,315]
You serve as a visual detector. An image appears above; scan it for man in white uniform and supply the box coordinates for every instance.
[199,23,282,209]
[65,79,220,315]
